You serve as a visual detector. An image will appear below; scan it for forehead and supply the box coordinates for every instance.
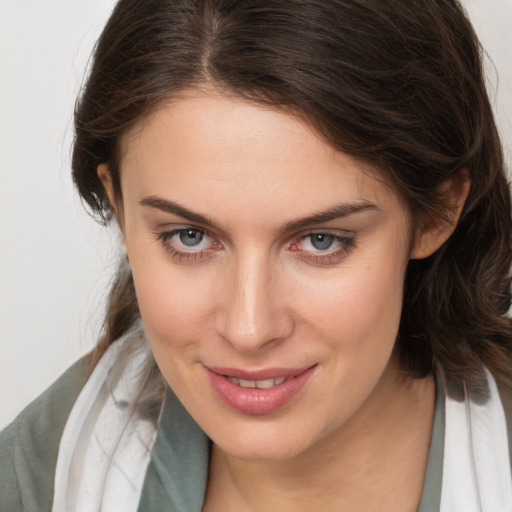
[119,89,405,227]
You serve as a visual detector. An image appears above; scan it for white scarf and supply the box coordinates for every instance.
[52,332,512,511]
[52,328,160,512]
[441,366,512,511]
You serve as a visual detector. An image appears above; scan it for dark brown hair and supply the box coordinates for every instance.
[73,0,512,390]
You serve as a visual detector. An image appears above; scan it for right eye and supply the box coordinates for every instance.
[173,228,207,248]
[157,227,221,261]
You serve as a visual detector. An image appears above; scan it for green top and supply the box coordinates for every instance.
[0,358,91,512]
[0,357,457,512]
[417,377,445,512]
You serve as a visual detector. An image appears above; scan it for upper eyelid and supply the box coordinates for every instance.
[299,228,353,237]
[156,226,353,250]
[297,232,353,248]
[159,223,206,232]
[156,225,210,242]
[295,229,354,245]
[162,227,210,242]
[160,224,218,240]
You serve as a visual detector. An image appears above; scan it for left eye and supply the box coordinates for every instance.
[300,233,345,252]
[302,233,337,251]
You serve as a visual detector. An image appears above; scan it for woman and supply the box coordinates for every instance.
[2,0,512,510]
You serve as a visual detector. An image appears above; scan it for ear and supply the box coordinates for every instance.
[98,164,125,234]
[410,170,470,259]
[97,164,127,250]
[97,163,115,208]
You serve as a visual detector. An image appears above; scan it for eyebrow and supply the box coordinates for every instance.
[140,195,380,232]
[140,196,221,229]
[282,201,380,231]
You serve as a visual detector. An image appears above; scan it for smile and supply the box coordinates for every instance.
[227,376,288,389]
[205,365,317,415]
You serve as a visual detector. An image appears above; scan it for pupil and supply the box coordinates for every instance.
[311,234,334,251]
[179,229,203,247]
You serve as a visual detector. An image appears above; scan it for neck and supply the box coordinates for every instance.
[203,364,436,512]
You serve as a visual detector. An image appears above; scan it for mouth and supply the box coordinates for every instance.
[205,365,317,415]
[225,374,298,389]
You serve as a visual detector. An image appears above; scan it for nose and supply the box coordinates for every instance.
[215,252,293,352]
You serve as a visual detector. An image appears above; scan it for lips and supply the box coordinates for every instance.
[205,365,316,415]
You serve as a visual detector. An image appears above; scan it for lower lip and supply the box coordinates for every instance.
[205,366,316,415]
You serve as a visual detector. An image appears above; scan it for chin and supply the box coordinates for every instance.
[211,422,316,462]
[220,444,307,463]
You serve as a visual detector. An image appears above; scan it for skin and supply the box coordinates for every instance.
[99,88,469,511]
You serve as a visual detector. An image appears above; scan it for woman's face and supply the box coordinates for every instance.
[115,89,414,461]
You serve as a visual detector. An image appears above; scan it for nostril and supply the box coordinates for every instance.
[214,259,294,350]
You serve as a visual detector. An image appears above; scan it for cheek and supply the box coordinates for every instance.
[130,262,220,396]
[290,246,407,355]
[127,246,217,351]
[285,251,408,428]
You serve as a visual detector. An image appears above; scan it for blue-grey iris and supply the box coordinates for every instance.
[310,234,334,251]
[179,229,204,247]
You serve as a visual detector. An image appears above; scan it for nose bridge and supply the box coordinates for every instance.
[217,248,288,351]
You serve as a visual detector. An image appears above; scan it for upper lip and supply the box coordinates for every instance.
[206,365,316,381]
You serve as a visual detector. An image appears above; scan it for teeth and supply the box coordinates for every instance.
[254,378,275,389]
[227,376,287,389]
[239,378,256,388]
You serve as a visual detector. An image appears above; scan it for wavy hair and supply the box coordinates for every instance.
[73,0,512,391]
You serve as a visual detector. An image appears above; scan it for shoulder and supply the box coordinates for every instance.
[0,356,92,512]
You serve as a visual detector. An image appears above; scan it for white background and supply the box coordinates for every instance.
[1,0,511,428]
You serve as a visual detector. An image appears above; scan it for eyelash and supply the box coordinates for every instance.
[291,233,356,264]
[156,228,356,265]
[157,228,217,262]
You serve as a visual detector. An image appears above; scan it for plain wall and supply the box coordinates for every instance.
[0,0,118,428]
[1,0,511,428]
